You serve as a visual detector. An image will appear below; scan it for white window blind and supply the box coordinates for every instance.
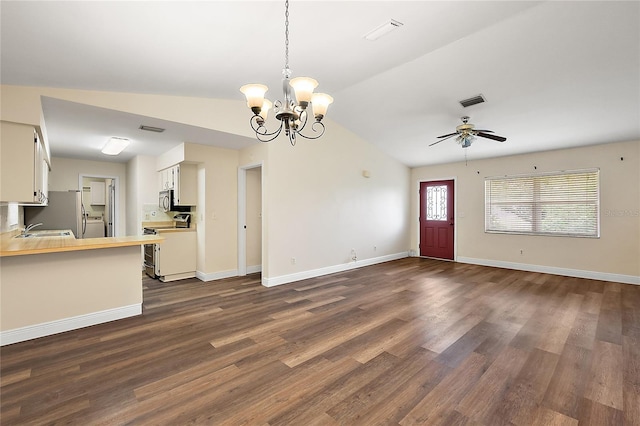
[485,169,599,238]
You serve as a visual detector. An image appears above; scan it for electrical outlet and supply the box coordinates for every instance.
[291,257,296,265]
[520,249,524,255]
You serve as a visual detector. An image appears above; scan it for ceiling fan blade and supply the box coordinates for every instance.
[476,132,507,142]
[473,129,494,133]
[436,132,458,139]
[429,133,459,146]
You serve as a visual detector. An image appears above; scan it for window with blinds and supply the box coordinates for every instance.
[485,169,600,238]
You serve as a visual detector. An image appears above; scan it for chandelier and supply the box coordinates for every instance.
[240,0,333,146]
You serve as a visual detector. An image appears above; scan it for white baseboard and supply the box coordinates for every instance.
[196,269,238,282]
[263,252,409,287]
[457,257,640,285]
[159,272,196,282]
[0,304,142,346]
[194,265,261,283]
[247,264,262,274]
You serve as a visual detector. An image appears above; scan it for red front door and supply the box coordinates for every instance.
[420,180,454,260]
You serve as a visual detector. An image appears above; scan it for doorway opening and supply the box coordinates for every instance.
[79,174,119,237]
[238,163,263,276]
[419,179,455,260]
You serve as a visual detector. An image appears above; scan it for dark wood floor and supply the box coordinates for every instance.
[1,258,639,425]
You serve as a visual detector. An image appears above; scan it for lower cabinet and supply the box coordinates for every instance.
[156,230,196,282]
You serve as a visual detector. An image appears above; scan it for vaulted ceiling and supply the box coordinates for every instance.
[2,1,638,167]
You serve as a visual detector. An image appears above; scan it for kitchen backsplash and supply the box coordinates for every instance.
[142,204,195,222]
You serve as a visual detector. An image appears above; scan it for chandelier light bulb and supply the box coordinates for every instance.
[259,99,273,122]
[289,77,318,108]
[311,93,333,121]
[240,84,268,114]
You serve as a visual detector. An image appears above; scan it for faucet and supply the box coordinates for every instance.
[23,223,43,235]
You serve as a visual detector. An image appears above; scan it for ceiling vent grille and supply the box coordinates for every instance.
[139,125,165,133]
[364,19,404,41]
[459,94,486,108]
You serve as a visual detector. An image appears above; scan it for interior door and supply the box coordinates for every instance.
[420,180,454,260]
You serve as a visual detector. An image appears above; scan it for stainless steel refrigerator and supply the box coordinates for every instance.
[24,190,87,239]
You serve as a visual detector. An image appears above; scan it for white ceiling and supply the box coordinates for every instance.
[1,1,639,167]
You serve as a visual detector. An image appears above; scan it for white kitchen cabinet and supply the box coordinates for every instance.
[159,167,175,190]
[173,164,197,206]
[39,154,49,205]
[90,181,106,205]
[0,120,49,205]
[159,163,196,206]
[156,230,197,282]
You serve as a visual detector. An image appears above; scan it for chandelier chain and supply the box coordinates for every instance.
[284,0,290,71]
[240,0,332,145]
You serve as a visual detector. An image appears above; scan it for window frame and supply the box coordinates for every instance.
[484,168,600,238]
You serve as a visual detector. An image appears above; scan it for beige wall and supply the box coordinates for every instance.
[264,120,411,280]
[411,140,640,279]
[1,246,142,332]
[183,143,240,276]
[126,155,158,235]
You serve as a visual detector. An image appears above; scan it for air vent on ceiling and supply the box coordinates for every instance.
[364,19,404,41]
[139,125,165,133]
[459,94,486,108]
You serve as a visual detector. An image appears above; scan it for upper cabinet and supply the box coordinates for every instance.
[159,163,196,206]
[160,167,176,191]
[89,181,106,205]
[0,121,50,205]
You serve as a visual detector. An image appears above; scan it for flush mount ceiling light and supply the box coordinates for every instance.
[101,137,130,155]
[240,0,333,146]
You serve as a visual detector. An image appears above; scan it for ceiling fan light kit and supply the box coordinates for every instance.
[431,116,507,149]
[240,0,333,146]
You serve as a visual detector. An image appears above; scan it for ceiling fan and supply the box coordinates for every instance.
[430,116,506,148]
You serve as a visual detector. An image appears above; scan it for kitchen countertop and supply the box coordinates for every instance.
[149,227,195,233]
[142,221,196,233]
[0,229,163,257]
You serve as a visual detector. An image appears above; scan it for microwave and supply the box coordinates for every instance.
[159,190,191,213]
[159,190,174,212]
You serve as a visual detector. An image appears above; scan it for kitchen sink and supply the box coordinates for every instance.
[15,231,72,238]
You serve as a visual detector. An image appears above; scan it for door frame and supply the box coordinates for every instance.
[237,161,264,276]
[78,174,119,237]
[416,176,457,261]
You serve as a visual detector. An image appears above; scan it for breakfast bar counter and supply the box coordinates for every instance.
[0,230,163,257]
[1,230,164,346]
